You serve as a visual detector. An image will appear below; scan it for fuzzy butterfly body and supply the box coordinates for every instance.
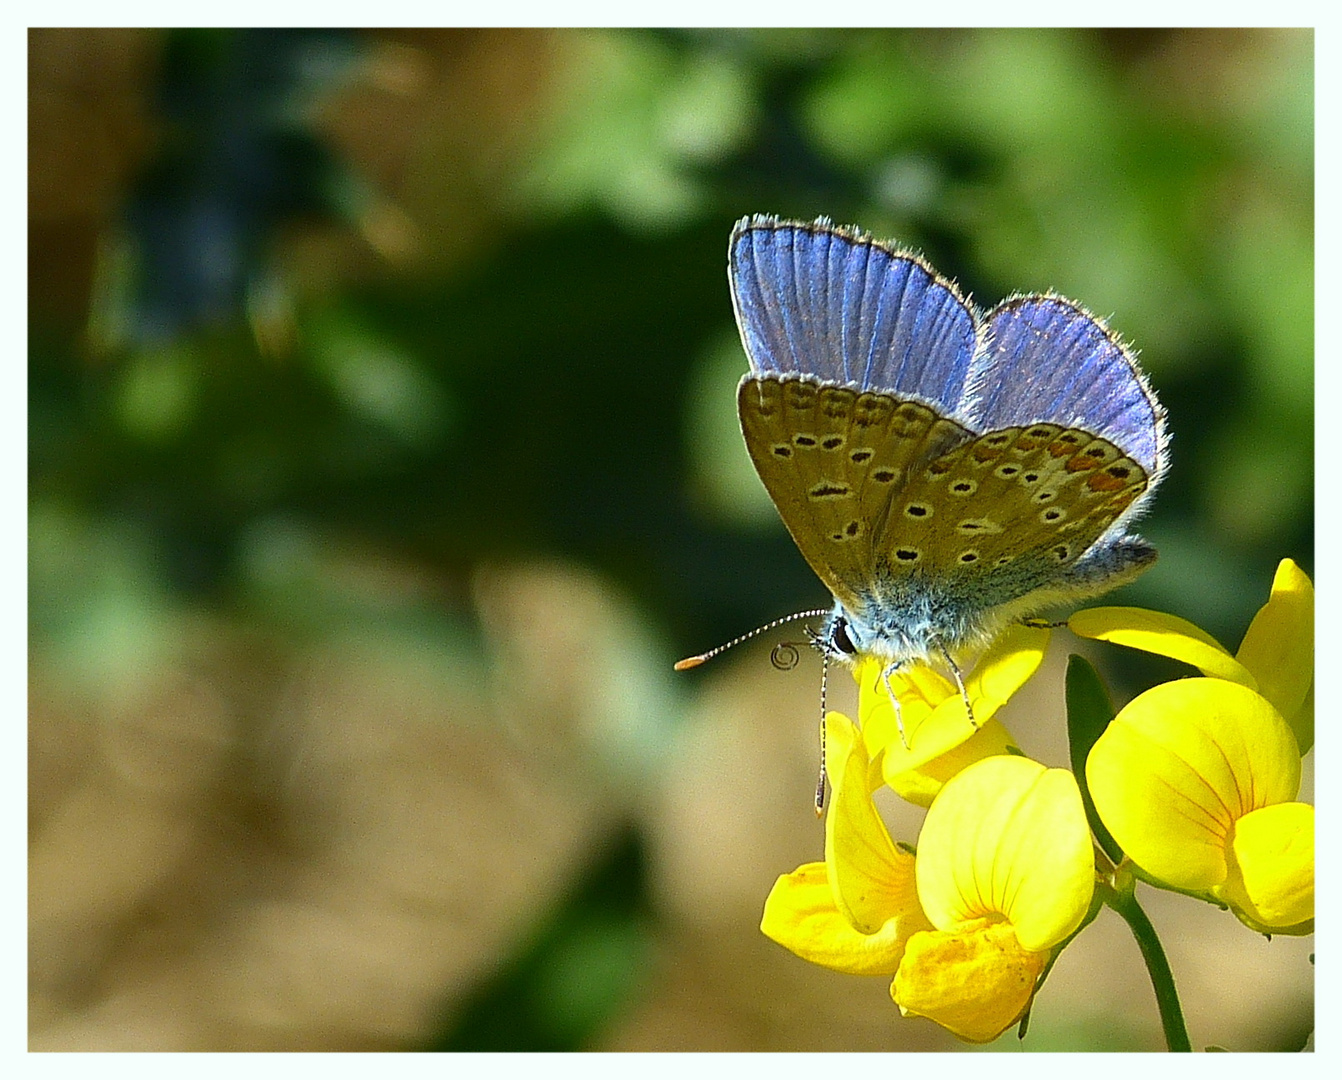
[730,216,1168,670]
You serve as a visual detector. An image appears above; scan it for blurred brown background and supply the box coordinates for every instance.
[29,28,1312,1051]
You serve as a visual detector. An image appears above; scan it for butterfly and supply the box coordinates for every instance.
[683,216,1168,798]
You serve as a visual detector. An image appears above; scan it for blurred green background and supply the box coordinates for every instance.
[29,28,1312,1052]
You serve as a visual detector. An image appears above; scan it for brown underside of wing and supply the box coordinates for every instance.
[738,376,973,610]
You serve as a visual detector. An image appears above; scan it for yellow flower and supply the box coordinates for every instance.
[1070,559,1313,752]
[760,711,931,976]
[1072,559,1314,934]
[856,623,1048,805]
[1086,677,1313,934]
[762,714,1095,1043]
[895,755,1095,1042]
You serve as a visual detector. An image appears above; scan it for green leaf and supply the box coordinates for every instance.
[1064,654,1123,864]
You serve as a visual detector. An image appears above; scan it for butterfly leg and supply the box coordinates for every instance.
[936,641,976,728]
[880,663,909,747]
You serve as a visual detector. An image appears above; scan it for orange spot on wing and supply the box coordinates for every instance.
[1086,471,1129,492]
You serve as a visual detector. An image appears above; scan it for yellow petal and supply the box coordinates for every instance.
[761,863,916,976]
[826,721,923,934]
[856,660,945,764]
[1069,607,1258,690]
[1218,802,1314,932]
[1086,679,1301,892]
[915,756,1094,952]
[868,624,1049,777]
[884,718,1019,807]
[1235,559,1314,726]
[963,623,1050,708]
[852,656,952,709]
[893,921,1047,1043]
[822,709,859,792]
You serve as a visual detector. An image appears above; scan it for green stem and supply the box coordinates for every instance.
[1106,885,1191,1052]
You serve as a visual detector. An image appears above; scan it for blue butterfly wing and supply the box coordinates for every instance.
[971,297,1169,478]
[729,217,978,414]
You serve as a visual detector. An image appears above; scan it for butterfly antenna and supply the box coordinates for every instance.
[814,647,830,816]
[674,609,830,670]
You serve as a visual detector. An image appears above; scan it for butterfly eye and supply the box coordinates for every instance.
[831,619,857,656]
